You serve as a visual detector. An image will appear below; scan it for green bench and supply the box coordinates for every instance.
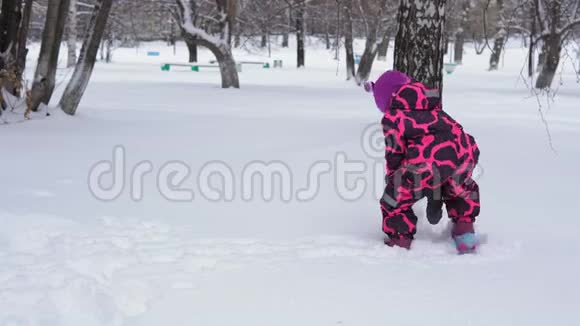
[209,60,270,71]
[161,63,243,72]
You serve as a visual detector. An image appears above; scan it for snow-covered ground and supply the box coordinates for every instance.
[1,38,580,325]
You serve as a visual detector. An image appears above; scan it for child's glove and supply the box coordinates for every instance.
[426,198,443,225]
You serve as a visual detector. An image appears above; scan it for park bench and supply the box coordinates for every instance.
[208,60,284,71]
[161,63,243,72]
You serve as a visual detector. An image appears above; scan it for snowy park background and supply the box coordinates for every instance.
[1,35,580,325]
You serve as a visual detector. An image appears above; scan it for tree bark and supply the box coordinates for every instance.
[394,0,446,93]
[355,37,379,84]
[325,25,331,50]
[355,0,388,84]
[185,35,198,62]
[105,27,113,63]
[535,37,561,89]
[234,31,241,47]
[60,0,114,115]
[16,0,33,79]
[29,0,71,112]
[261,31,267,48]
[489,0,505,70]
[454,0,470,65]
[343,0,355,80]
[59,0,113,115]
[296,1,305,68]
[0,0,22,70]
[67,0,78,67]
[454,32,465,64]
[282,8,290,48]
[534,0,563,89]
[377,34,389,61]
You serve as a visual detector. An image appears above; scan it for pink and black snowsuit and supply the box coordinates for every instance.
[377,78,481,240]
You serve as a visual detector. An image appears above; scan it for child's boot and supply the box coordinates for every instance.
[384,235,412,250]
[452,221,478,254]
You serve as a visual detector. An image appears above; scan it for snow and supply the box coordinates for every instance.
[1,38,580,325]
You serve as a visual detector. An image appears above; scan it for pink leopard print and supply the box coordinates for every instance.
[379,81,480,239]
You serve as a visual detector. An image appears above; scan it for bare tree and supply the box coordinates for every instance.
[29,0,71,112]
[534,0,580,88]
[394,0,446,93]
[60,0,114,115]
[67,0,78,67]
[0,0,22,71]
[296,0,306,67]
[174,0,240,88]
[377,33,390,61]
[355,0,391,84]
[489,0,506,70]
[342,0,355,79]
[16,0,34,79]
[451,0,473,64]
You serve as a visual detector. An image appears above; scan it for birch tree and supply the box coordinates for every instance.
[0,0,21,71]
[174,0,240,88]
[394,0,446,93]
[296,0,306,67]
[60,0,114,115]
[355,0,392,84]
[67,0,78,67]
[16,0,34,79]
[343,0,355,79]
[29,0,71,112]
[489,0,506,70]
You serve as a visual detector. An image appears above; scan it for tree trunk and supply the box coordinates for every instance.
[527,2,536,77]
[105,28,113,63]
[100,38,105,60]
[535,0,563,89]
[60,0,113,115]
[67,0,77,67]
[16,0,33,79]
[355,35,379,84]
[377,34,389,61]
[355,0,388,84]
[29,0,71,112]
[234,31,241,47]
[535,34,561,89]
[488,35,504,70]
[296,1,305,68]
[489,0,505,70]
[453,0,470,65]
[537,40,547,71]
[261,31,267,48]
[185,35,198,62]
[394,0,446,93]
[0,0,22,70]
[343,0,355,80]
[191,35,239,88]
[454,32,465,64]
[282,7,290,48]
[325,25,331,50]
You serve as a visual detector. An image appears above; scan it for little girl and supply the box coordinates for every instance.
[365,70,481,254]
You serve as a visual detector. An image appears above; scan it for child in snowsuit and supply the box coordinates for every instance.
[365,71,481,253]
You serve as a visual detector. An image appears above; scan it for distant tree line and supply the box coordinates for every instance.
[0,0,578,118]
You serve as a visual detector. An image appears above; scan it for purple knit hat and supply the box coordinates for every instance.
[364,70,411,112]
